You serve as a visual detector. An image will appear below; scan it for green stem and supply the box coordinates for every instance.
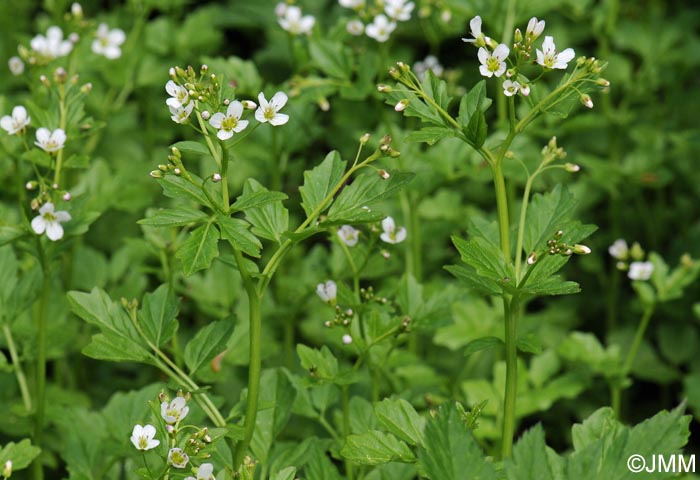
[342,386,354,480]
[501,296,519,458]
[33,242,49,480]
[3,324,32,412]
[492,161,511,261]
[232,248,263,469]
[514,174,535,280]
[220,143,230,212]
[52,84,68,187]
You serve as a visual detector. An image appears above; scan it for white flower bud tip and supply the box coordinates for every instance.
[241,100,257,110]
[223,98,230,106]
[342,334,353,345]
[3,460,12,477]
[573,244,591,255]
[69,32,79,43]
[26,181,36,190]
[71,3,83,17]
[360,133,370,144]
[377,84,392,93]
[63,192,71,202]
[581,94,593,108]
[394,99,409,112]
[565,163,581,172]
[212,173,222,182]
[201,110,211,120]
[527,252,537,265]
[173,168,181,175]
[378,169,390,179]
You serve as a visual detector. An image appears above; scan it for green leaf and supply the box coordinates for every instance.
[517,333,543,354]
[299,151,347,218]
[375,398,426,446]
[184,319,234,374]
[138,285,179,348]
[230,189,288,213]
[309,38,351,79]
[0,245,18,311]
[0,439,41,471]
[67,288,151,362]
[158,173,210,207]
[171,140,210,157]
[404,127,455,145]
[450,235,513,294]
[250,369,297,462]
[297,344,339,383]
[242,179,289,243]
[341,430,416,465]
[176,221,220,276]
[566,405,691,479]
[422,70,452,111]
[458,81,491,148]
[418,403,497,480]
[463,336,504,357]
[327,171,414,223]
[216,216,262,258]
[304,440,343,480]
[271,467,297,480]
[465,110,487,148]
[522,185,577,254]
[505,424,565,480]
[0,225,25,246]
[138,207,209,227]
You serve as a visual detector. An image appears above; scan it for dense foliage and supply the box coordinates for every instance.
[1,1,699,479]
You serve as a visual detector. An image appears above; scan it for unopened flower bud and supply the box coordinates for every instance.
[25,181,37,190]
[3,460,12,478]
[380,135,392,145]
[241,100,257,110]
[150,170,164,178]
[564,163,581,173]
[54,67,67,83]
[223,98,230,106]
[342,334,353,345]
[378,169,390,179]
[166,424,175,434]
[519,83,530,96]
[596,78,610,87]
[80,82,93,94]
[388,67,400,79]
[158,164,169,172]
[173,168,181,175]
[381,250,391,259]
[69,32,79,43]
[171,146,181,158]
[394,99,408,112]
[506,68,515,78]
[580,94,593,109]
[573,244,591,255]
[630,242,645,261]
[318,97,330,111]
[554,230,563,240]
[440,9,452,23]
[39,74,49,86]
[360,133,370,144]
[201,110,211,120]
[63,192,71,202]
[212,173,222,183]
[324,321,332,327]
[377,84,392,93]
[514,28,523,44]
[71,2,83,18]
[345,308,353,316]
[169,67,177,79]
[200,64,208,73]
[527,252,537,265]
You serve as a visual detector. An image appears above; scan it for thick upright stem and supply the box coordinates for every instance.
[233,249,263,469]
[342,386,354,480]
[492,161,511,262]
[33,249,50,480]
[501,297,518,458]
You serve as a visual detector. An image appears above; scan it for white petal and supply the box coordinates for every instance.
[217,129,234,141]
[227,100,244,118]
[0,116,13,132]
[269,113,289,126]
[39,202,55,215]
[45,222,64,241]
[541,36,555,54]
[233,119,249,132]
[380,232,394,243]
[469,16,482,36]
[51,128,67,145]
[270,91,288,110]
[36,127,50,143]
[394,227,407,243]
[166,80,179,96]
[257,92,269,108]
[54,210,71,222]
[12,106,27,121]
[31,216,47,234]
[143,424,157,439]
[477,47,489,65]
[493,43,510,60]
[382,216,396,233]
[479,65,492,77]
[109,29,126,45]
[255,108,267,123]
[556,48,575,66]
[209,112,225,128]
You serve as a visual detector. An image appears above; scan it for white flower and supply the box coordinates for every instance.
[339,0,364,7]
[255,92,289,126]
[165,80,190,109]
[525,17,545,41]
[316,280,337,304]
[9,56,24,75]
[461,15,490,47]
[209,101,249,140]
[168,448,189,468]
[1,106,31,135]
[342,334,353,345]
[608,239,629,260]
[413,55,443,81]
[35,128,66,152]
[337,225,359,246]
[71,3,83,17]
[161,396,190,424]
[347,19,364,36]
[380,216,406,244]
[186,463,216,480]
[365,15,396,42]
[31,202,71,241]
[278,6,315,36]
[169,103,194,124]
[478,44,509,78]
[502,79,521,97]
[628,261,653,281]
[30,26,73,59]
[130,424,160,451]
[384,0,414,22]
[92,23,126,59]
[536,36,575,70]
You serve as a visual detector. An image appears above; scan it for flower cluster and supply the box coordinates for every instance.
[92,23,126,59]
[164,65,290,142]
[461,15,582,99]
[609,239,653,281]
[130,392,217,478]
[337,0,414,42]
[276,3,315,36]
